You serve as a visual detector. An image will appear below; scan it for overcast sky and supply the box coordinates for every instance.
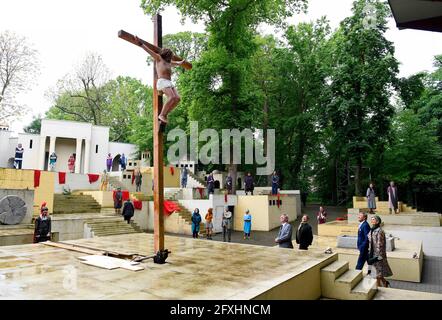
[1,0,441,134]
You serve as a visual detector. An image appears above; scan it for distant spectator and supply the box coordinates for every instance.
[368,215,393,287]
[106,153,113,172]
[274,214,293,248]
[68,154,75,173]
[14,143,24,169]
[100,170,109,191]
[222,207,232,242]
[49,152,57,171]
[244,172,254,195]
[271,171,279,195]
[301,191,308,207]
[366,183,376,214]
[205,208,213,240]
[243,209,252,240]
[191,208,202,239]
[387,181,399,214]
[207,173,215,195]
[317,206,327,224]
[122,198,135,224]
[120,153,127,171]
[225,174,233,194]
[34,206,51,243]
[135,168,142,192]
[114,187,123,215]
[296,215,313,250]
[181,167,188,188]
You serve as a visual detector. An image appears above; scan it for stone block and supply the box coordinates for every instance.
[0,195,27,225]
[337,235,395,251]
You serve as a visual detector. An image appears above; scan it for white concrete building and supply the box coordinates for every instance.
[0,119,138,174]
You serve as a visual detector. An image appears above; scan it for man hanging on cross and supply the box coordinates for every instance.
[135,35,184,126]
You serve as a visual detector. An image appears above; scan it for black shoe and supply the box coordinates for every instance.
[386,281,391,288]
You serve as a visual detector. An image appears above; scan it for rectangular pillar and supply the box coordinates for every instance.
[38,136,47,170]
[84,139,91,174]
[47,136,56,171]
[75,138,82,174]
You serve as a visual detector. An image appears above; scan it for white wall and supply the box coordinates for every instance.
[53,172,101,193]
[108,142,138,161]
[90,125,109,174]
[41,119,92,140]
[17,133,40,170]
[53,137,76,172]
[0,130,12,167]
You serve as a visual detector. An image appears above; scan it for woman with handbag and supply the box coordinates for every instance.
[368,215,393,287]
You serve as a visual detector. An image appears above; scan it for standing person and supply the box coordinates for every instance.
[271,171,279,195]
[49,152,57,171]
[114,187,123,215]
[68,154,75,173]
[14,143,24,169]
[317,206,327,224]
[119,153,127,171]
[34,206,51,243]
[225,174,233,195]
[368,215,393,287]
[191,208,202,239]
[106,153,113,172]
[135,169,142,192]
[244,172,254,195]
[387,181,399,214]
[301,191,308,207]
[356,212,371,271]
[181,167,188,188]
[222,207,232,242]
[296,215,313,250]
[100,170,109,191]
[207,173,215,195]
[243,209,252,240]
[135,36,185,126]
[366,183,376,214]
[205,208,214,240]
[122,198,135,224]
[274,214,293,248]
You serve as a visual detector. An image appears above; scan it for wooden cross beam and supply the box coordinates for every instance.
[118,29,193,70]
[118,14,191,261]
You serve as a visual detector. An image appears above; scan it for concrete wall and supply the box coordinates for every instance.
[132,201,149,231]
[51,217,88,241]
[17,133,40,170]
[318,221,359,237]
[0,169,55,215]
[53,172,101,193]
[0,189,34,224]
[108,142,138,162]
[52,138,76,173]
[90,125,110,174]
[0,130,12,168]
[80,191,114,207]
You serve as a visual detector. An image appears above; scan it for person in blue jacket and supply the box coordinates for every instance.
[191,208,202,239]
[356,212,371,271]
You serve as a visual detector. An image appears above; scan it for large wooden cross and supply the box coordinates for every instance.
[118,14,191,262]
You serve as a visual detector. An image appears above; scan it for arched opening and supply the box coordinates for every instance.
[112,154,121,172]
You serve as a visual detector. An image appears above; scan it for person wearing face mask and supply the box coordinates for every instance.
[34,205,51,243]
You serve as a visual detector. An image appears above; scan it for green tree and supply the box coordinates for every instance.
[23,115,42,134]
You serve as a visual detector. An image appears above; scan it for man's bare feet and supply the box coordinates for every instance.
[158,114,168,124]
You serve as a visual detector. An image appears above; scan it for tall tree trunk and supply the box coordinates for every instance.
[355,156,363,196]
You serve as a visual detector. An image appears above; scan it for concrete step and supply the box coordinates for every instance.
[350,276,377,300]
[321,260,349,279]
[336,270,363,290]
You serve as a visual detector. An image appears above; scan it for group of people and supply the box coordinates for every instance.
[366,181,400,215]
[275,214,313,250]
[106,153,127,172]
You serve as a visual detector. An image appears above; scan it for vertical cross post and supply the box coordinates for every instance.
[152,14,164,253]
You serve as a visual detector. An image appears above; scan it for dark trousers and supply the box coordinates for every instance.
[223,227,231,242]
[15,160,22,169]
[299,245,309,250]
[136,184,141,192]
[356,250,368,270]
[208,186,214,194]
[245,188,253,195]
[272,184,278,195]
[192,232,199,238]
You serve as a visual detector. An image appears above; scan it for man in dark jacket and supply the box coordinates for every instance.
[207,173,215,195]
[14,143,24,169]
[122,199,135,224]
[296,214,313,250]
[225,174,233,194]
[275,214,293,248]
[356,212,371,270]
[244,172,254,195]
[34,206,51,243]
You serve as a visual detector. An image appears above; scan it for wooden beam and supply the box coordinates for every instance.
[152,13,165,253]
[118,29,193,70]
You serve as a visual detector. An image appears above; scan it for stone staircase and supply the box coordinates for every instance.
[85,217,142,237]
[353,197,417,214]
[165,189,182,200]
[187,171,206,188]
[131,192,152,201]
[53,194,101,214]
[108,176,126,190]
[169,200,206,236]
[321,260,377,300]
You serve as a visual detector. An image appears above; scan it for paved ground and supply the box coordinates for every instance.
[166,203,442,295]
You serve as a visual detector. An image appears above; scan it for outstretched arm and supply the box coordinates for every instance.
[171,59,185,67]
[135,36,161,61]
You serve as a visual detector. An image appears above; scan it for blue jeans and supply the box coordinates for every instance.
[272,184,278,195]
[356,249,368,270]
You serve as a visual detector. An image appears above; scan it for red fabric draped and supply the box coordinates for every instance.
[169,166,174,176]
[58,172,66,184]
[277,193,280,208]
[112,190,130,201]
[34,170,41,188]
[196,187,204,199]
[87,174,100,184]
[133,199,142,210]
[164,200,180,216]
[131,173,135,185]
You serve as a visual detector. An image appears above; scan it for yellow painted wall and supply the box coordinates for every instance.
[80,191,114,207]
[0,169,54,216]
[235,196,269,231]
[140,167,179,188]
[317,221,359,237]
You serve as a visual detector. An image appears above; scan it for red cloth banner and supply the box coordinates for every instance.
[164,200,180,216]
[277,193,280,208]
[169,166,174,176]
[113,190,130,201]
[58,172,66,184]
[87,174,100,184]
[133,199,142,210]
[34,170,41,188]
[131,173,135,185]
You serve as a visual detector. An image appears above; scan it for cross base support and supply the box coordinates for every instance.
[153,249,170,264]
